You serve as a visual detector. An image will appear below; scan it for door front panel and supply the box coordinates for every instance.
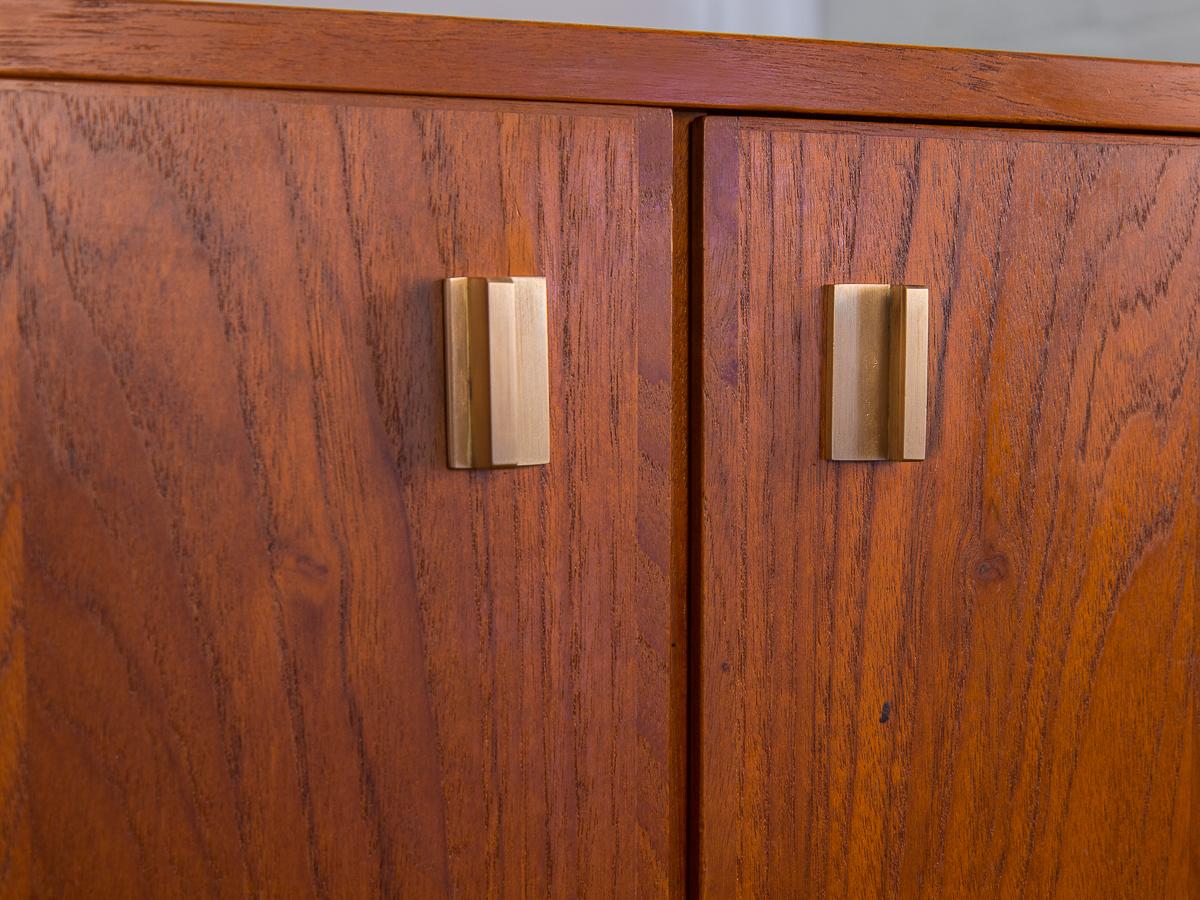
[0,81,677,897]
[696,117,1198,897]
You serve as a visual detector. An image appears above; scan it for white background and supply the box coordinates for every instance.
[219,0,1200,61]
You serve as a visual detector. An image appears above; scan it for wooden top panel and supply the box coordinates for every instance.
[4,0,1200,133]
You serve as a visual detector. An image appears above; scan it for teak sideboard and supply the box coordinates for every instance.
[0,2,1197,897]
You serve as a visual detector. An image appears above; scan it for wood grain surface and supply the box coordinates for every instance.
[5,0,1200,134]
[0,80,680,897]
[695,116,1199,898]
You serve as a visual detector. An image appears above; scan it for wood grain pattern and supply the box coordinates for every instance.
[0,80,680,897]
[696,116,1199,898]
[0,127,27,895]
[5,0,1200,134]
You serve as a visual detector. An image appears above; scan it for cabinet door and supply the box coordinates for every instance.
[695,117,1198,897]
[0,81,680,897]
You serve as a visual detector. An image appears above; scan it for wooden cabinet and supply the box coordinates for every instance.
[695,116,1199,898]
[1,3,1198,898]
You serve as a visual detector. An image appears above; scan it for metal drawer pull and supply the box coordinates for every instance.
[443,276,551,469]
[822,283,928,461]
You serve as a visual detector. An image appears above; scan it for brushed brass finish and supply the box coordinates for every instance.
[822,283,929,461]
[443,276,550,469]
[888,286,929,460]
[822,283,892,461]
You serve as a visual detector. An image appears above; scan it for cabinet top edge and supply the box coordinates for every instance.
[4,0,1200,135]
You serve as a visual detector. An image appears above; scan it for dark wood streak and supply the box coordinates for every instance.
[0,80,680,897]
[697,116,1199,898]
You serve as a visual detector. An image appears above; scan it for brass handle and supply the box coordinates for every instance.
[443,276,550,469]
[822,283,928,461]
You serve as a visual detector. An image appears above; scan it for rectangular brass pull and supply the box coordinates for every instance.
[822,283,929,461]
[443,276,550,469]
